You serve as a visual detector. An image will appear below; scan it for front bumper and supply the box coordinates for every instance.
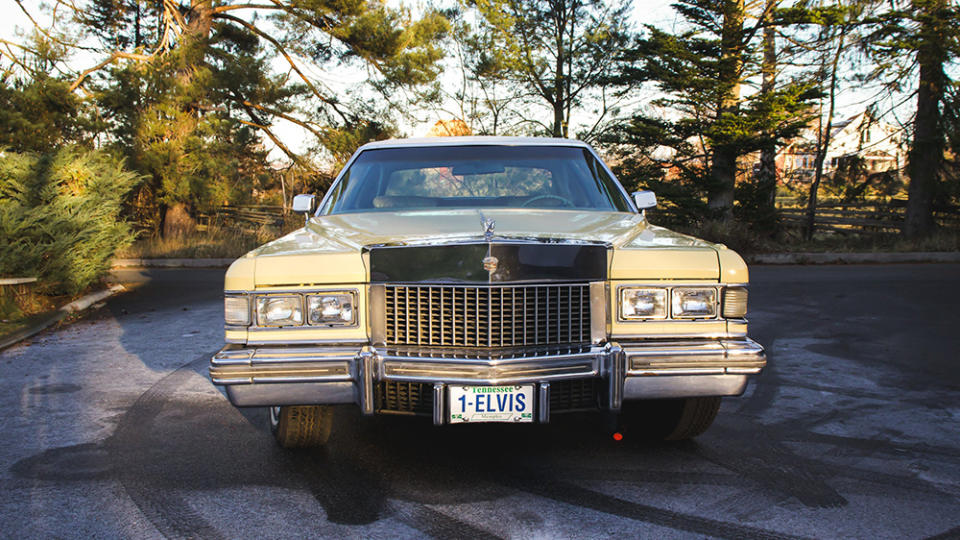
[210,338,765,423]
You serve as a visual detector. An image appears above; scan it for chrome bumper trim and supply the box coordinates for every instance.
[623,375,749,399]
[378,349,602,385]
[210,338,765,412]
[433,383,445,426]
[624,338,765,375]
[225,382,356,407]
[538,383,551,423]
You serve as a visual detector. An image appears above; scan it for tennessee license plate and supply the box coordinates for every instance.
[448,385,535,423]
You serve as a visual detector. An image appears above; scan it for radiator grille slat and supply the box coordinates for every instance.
[385,284,591,348]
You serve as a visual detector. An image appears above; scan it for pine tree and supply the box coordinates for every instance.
[466,0,636,139]
[615,0,819,226]
[861,0,960,238]
[60,0,450,234]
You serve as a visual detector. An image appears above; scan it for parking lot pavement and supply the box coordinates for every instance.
[0,265,958,539]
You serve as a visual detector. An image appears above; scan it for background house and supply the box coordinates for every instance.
[777,111,906,184]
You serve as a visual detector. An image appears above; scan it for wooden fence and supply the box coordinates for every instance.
[776,198,960,235]
[197,205,285,231]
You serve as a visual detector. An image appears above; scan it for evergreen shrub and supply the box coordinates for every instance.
[0,147,141,296]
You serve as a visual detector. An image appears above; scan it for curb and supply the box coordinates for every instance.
[0,284,126,352]
[112,258,234,269]
[748,252,960,265]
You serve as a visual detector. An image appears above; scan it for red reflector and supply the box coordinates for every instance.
[612,432,623,441]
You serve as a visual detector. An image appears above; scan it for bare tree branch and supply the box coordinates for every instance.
[212,4,283,14]
[216,13,352,124]
[12,0,99,51]
[69,50,152,92]
[239,98,327,141]
[236,115,320,174]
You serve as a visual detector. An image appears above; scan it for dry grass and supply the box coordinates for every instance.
[0,283,58,325]
[678,220,960,255]
[117,224,281,259]
[773,227,960,254]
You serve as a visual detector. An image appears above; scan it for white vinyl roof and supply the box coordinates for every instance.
[358,136,594,150]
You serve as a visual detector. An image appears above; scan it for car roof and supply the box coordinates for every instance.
[357,136,594,151]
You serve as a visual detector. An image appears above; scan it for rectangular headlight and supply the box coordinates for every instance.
[722,287,748,318]
[620,288,668,320]
[672,287,718,319]
[224,295,250,326]
[256,296,303,326]
[307,292,357,326]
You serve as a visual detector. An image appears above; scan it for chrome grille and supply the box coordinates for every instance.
[384,284,591,347]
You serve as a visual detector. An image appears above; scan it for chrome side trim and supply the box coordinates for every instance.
[369,284,386,346]
[613,333,736,340]
[612,282,749,287]
[244,338,369,346]
[590,281,607,344]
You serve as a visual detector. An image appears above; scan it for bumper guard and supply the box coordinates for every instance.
[210,338,765,423]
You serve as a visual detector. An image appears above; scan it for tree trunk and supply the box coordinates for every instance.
[552,3,566,138]
[905,0,947,239]
[755,0,779,233]
[707,0,745,222]
[806,29,845,240]
[552,101,564,138]
[709,146,738,221]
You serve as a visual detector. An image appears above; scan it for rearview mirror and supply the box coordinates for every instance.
[451,163,506,176]
[632,190,657,211]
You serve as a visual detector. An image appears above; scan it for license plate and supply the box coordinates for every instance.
[448,385,535,423]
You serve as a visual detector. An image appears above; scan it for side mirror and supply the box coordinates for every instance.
[292,194,315,224]
[632,190,657,211]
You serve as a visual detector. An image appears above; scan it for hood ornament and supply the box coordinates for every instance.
[479,213,496,242]
[479,212,497,276]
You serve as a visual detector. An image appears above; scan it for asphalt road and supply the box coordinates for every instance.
[1,265,958,539]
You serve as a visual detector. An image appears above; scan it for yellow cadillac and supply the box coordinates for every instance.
[210,137,765,447]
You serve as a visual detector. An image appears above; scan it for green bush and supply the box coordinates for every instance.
[0,148,141,295]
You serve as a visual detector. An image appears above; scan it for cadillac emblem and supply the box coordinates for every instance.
[482,255,499,273]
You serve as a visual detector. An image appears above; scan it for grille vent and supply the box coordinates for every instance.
[376,381,433,416]
[550,379,601,412]
[384,284,591,348]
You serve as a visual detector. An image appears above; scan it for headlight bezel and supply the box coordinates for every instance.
[231,289,361,329]
[617,285,733,322]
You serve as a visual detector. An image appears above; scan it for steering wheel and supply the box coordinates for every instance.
[521,194,574,208]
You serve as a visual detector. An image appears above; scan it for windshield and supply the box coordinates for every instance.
[321,145,633,214]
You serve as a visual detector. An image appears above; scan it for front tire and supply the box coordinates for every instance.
[619,397,721,441]
[269,405,334,448]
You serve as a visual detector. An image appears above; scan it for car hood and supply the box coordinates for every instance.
[243,208,724,286]
[262,208,716,251]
